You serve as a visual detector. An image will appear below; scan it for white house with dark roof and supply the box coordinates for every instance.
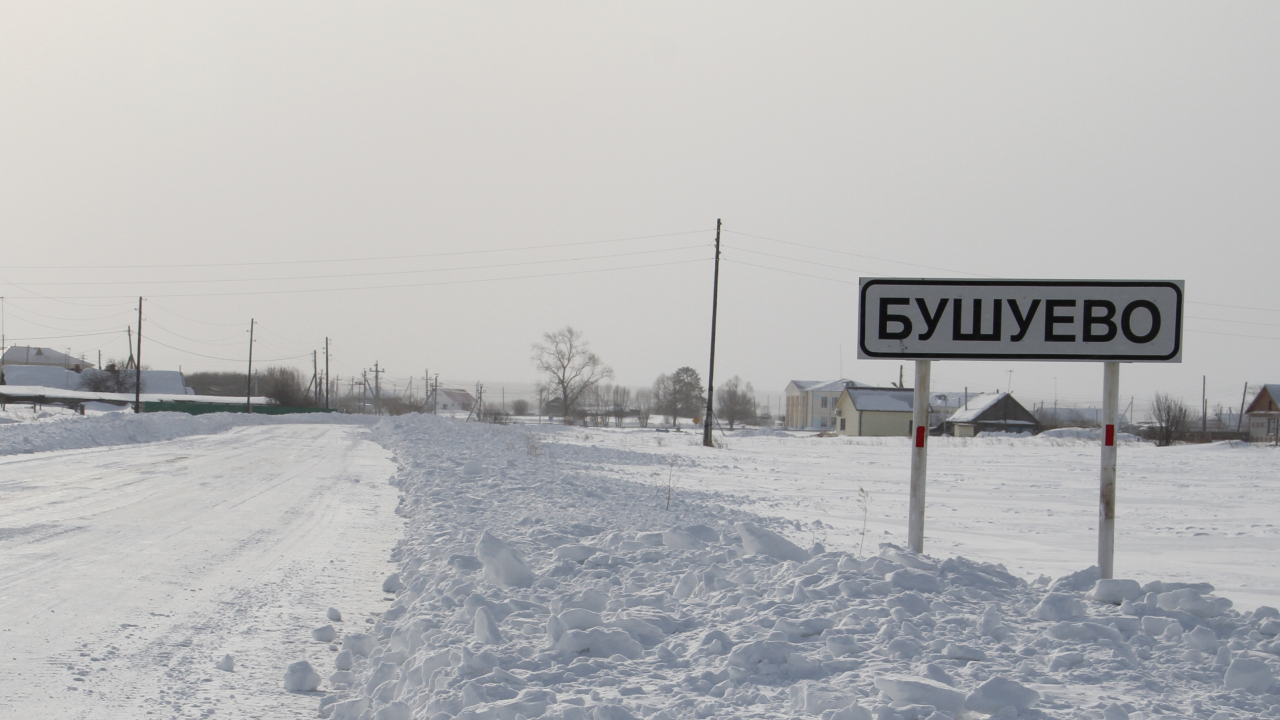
[785,379,870,430]
[832,386,921,437]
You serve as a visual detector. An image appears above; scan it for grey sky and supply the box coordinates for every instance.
[2,3,1277,416]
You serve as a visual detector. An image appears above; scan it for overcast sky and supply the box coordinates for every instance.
[2,3,1277,417]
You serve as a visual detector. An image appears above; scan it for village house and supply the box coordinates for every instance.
[1244,385,1280,442]
[942,392,1040,437]
[832,385,920,437]
[784,379,870,431]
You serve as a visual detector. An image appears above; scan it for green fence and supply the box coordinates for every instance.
[142,401,338,416]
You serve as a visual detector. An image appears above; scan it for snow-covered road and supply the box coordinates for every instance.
[0,424,401,719]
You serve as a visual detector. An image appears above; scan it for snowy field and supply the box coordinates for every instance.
[2,413,1278,719]
[547,427,1280,613]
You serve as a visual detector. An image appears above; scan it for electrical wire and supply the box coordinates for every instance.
[722,258,858,286]
[8,244,709,287]
[146,301,248,328]
[13,257,710,300]
[143,335,309,363]
[724,229,990,277]
[144,319,248,346]
[1,331,123,342]
[0,301,134,322]
[727,246,874,277]
[0,229,712,271]
[1189,300,1280,314]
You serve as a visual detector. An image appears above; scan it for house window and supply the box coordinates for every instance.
[840,418,846,431]
[821,397,828,409]
[820,419,827,428]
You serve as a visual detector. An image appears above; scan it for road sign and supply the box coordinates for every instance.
[858,279,1183,362]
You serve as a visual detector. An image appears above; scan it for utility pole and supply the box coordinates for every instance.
[1238,382,1249,434]
[1202,375,1208,434]
[134,297,143,414]
[245,319,255,413]
[371,362,384,415]
[703,219,722,448]
[312,350,319,405]
[324,337,331,409]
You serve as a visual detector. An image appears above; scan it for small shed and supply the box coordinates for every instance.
[1245,385,1280,441]
[943,393,1039,437]
[833,386,920,437]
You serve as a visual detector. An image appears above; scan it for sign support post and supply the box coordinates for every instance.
[1099,361,1120,578]
[909,360,930,553]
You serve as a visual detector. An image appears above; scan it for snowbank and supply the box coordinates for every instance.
[306,415,1279,720]
[0,410,369,457]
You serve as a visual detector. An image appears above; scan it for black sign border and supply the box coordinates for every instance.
[857,279,1183,362]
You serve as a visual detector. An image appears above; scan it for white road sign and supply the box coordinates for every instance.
[858,279,1183,362]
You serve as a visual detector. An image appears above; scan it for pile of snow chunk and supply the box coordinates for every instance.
[304,414,1280,720]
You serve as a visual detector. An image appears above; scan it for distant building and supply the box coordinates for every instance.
[1245,385,1280,441]
[436,388,475,413]
[784,379,870,431]
[943,393,1039,436]
[1,346,94,371]
[833,386,920,437]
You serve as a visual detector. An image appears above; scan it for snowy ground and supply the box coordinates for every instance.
[0,423,401,719]
[2,414,1278,719]
[547,427,1280,612]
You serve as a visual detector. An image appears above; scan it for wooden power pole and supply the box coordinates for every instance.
[134,297,143,414]
[245,319,255,414]
[703,219,722,448]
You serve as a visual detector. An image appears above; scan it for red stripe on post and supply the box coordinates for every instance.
[1105,424,1115,447]
[915,426,926,448]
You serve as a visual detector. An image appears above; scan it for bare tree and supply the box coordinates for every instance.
[611,385,631,427]
[78,360,143,394]
[511,398,530,416]
[1151,392,1190,447]
[531,326,613,424]
[652,373,676,425]
[633,388,653,428]
[715,376,757,429]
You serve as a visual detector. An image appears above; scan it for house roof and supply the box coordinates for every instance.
[1,346,95,368]
[945,393,1009,423]
[1246,385,1280,414]
[789,379,870,394]
[839,387,918,413]
[439,388,475,405]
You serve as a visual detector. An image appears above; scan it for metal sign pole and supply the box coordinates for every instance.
[909,360,931,553]
[1099,361,1120,578]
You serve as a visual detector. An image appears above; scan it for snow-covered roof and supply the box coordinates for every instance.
[5,366,192,394]
[1,346,95,368]
[0,385,273,405]
[439,389,475,405]
[946,393,1008,423]
[789,379,869,394]
[842,388,916,412]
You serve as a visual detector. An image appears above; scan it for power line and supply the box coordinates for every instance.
[0,302,134,322]
[5,257,710,300]
[1189,300,1280,314]
[144,319,247,346]
[144,335,310,363]
[146,301,249,328]
[722,258,859,286]
[724,228,990,277]
[0,229,712,271]
[6,244,708,287]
